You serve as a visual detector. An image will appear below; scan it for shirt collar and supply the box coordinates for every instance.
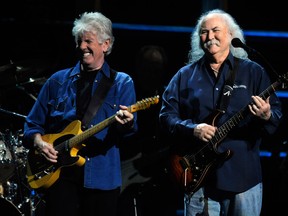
[69,61,112,79]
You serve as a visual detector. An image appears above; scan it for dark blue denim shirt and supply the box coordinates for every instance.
[159,52,282,192]
[23,61,138,190]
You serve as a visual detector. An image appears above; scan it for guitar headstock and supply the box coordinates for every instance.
[129,95,160,113]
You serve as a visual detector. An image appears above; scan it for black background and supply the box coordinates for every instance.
[0,1,288,215]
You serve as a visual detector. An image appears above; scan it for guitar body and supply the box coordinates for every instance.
[170,145,231,194]
[27,120,86,189]
[120,153,152,193]
[170,110,232,195]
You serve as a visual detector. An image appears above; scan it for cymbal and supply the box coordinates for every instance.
[0,63,16,74]
[14,58,54,78]
[17,77,47,86]
[0,58,51,87]
[0,62,35,87]
[0,62,34,74]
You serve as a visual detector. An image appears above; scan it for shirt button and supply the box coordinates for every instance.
[216,88,219,91]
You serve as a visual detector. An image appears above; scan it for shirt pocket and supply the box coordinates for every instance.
[48,95,68,118]
[100,96,119,116]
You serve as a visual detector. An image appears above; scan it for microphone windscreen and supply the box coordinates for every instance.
[231,38,243,48]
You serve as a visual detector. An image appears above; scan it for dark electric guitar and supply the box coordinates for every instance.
[26,96,159,189]
[170,73,288,195]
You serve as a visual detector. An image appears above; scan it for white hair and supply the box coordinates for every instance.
[72,12,115,55]
[188,9,248,64]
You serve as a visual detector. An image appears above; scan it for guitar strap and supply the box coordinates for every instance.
[81,68,117,130]
[219,57,239,111]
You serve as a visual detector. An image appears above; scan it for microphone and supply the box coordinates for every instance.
[231,38,257,54]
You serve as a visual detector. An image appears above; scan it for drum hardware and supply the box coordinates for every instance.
[7,129,29,167]
[27,189,45,216]
[0,132,15,183]
[0,130,45,215]
[16,76,47,102]
[16,85,37,102]
[0,197,23,216]
[0,108,27,120]
[3,180,18,202]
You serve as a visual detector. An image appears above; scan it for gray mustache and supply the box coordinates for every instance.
[204,39,220,48]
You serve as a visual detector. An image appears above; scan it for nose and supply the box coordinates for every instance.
[78,41,87,50]
[207,30,215,40]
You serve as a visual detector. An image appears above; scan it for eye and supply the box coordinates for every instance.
[200,30,208,35]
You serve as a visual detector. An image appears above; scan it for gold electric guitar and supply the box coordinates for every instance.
[26,96,159,189]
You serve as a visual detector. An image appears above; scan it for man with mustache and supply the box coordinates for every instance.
[159,9,283,216]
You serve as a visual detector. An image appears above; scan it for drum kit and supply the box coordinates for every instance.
[0,60,47,215]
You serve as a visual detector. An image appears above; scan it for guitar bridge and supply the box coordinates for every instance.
[34,166,55,180]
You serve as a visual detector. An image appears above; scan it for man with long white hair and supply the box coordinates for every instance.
[159,9,283,216]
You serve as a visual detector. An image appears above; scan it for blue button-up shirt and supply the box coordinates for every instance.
[23,61,137,190]
[159,53,282,192]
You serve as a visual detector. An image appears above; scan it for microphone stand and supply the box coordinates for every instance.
[232,38,286,88]
[246,44,287,89]
[251,49,281,78]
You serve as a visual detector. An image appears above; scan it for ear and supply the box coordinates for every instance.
[102,39,110,53]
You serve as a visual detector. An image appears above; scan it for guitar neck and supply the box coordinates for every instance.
[211,80,280,146]
[68,115,117,149]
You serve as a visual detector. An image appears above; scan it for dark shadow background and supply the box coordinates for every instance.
[0,0,288,215]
